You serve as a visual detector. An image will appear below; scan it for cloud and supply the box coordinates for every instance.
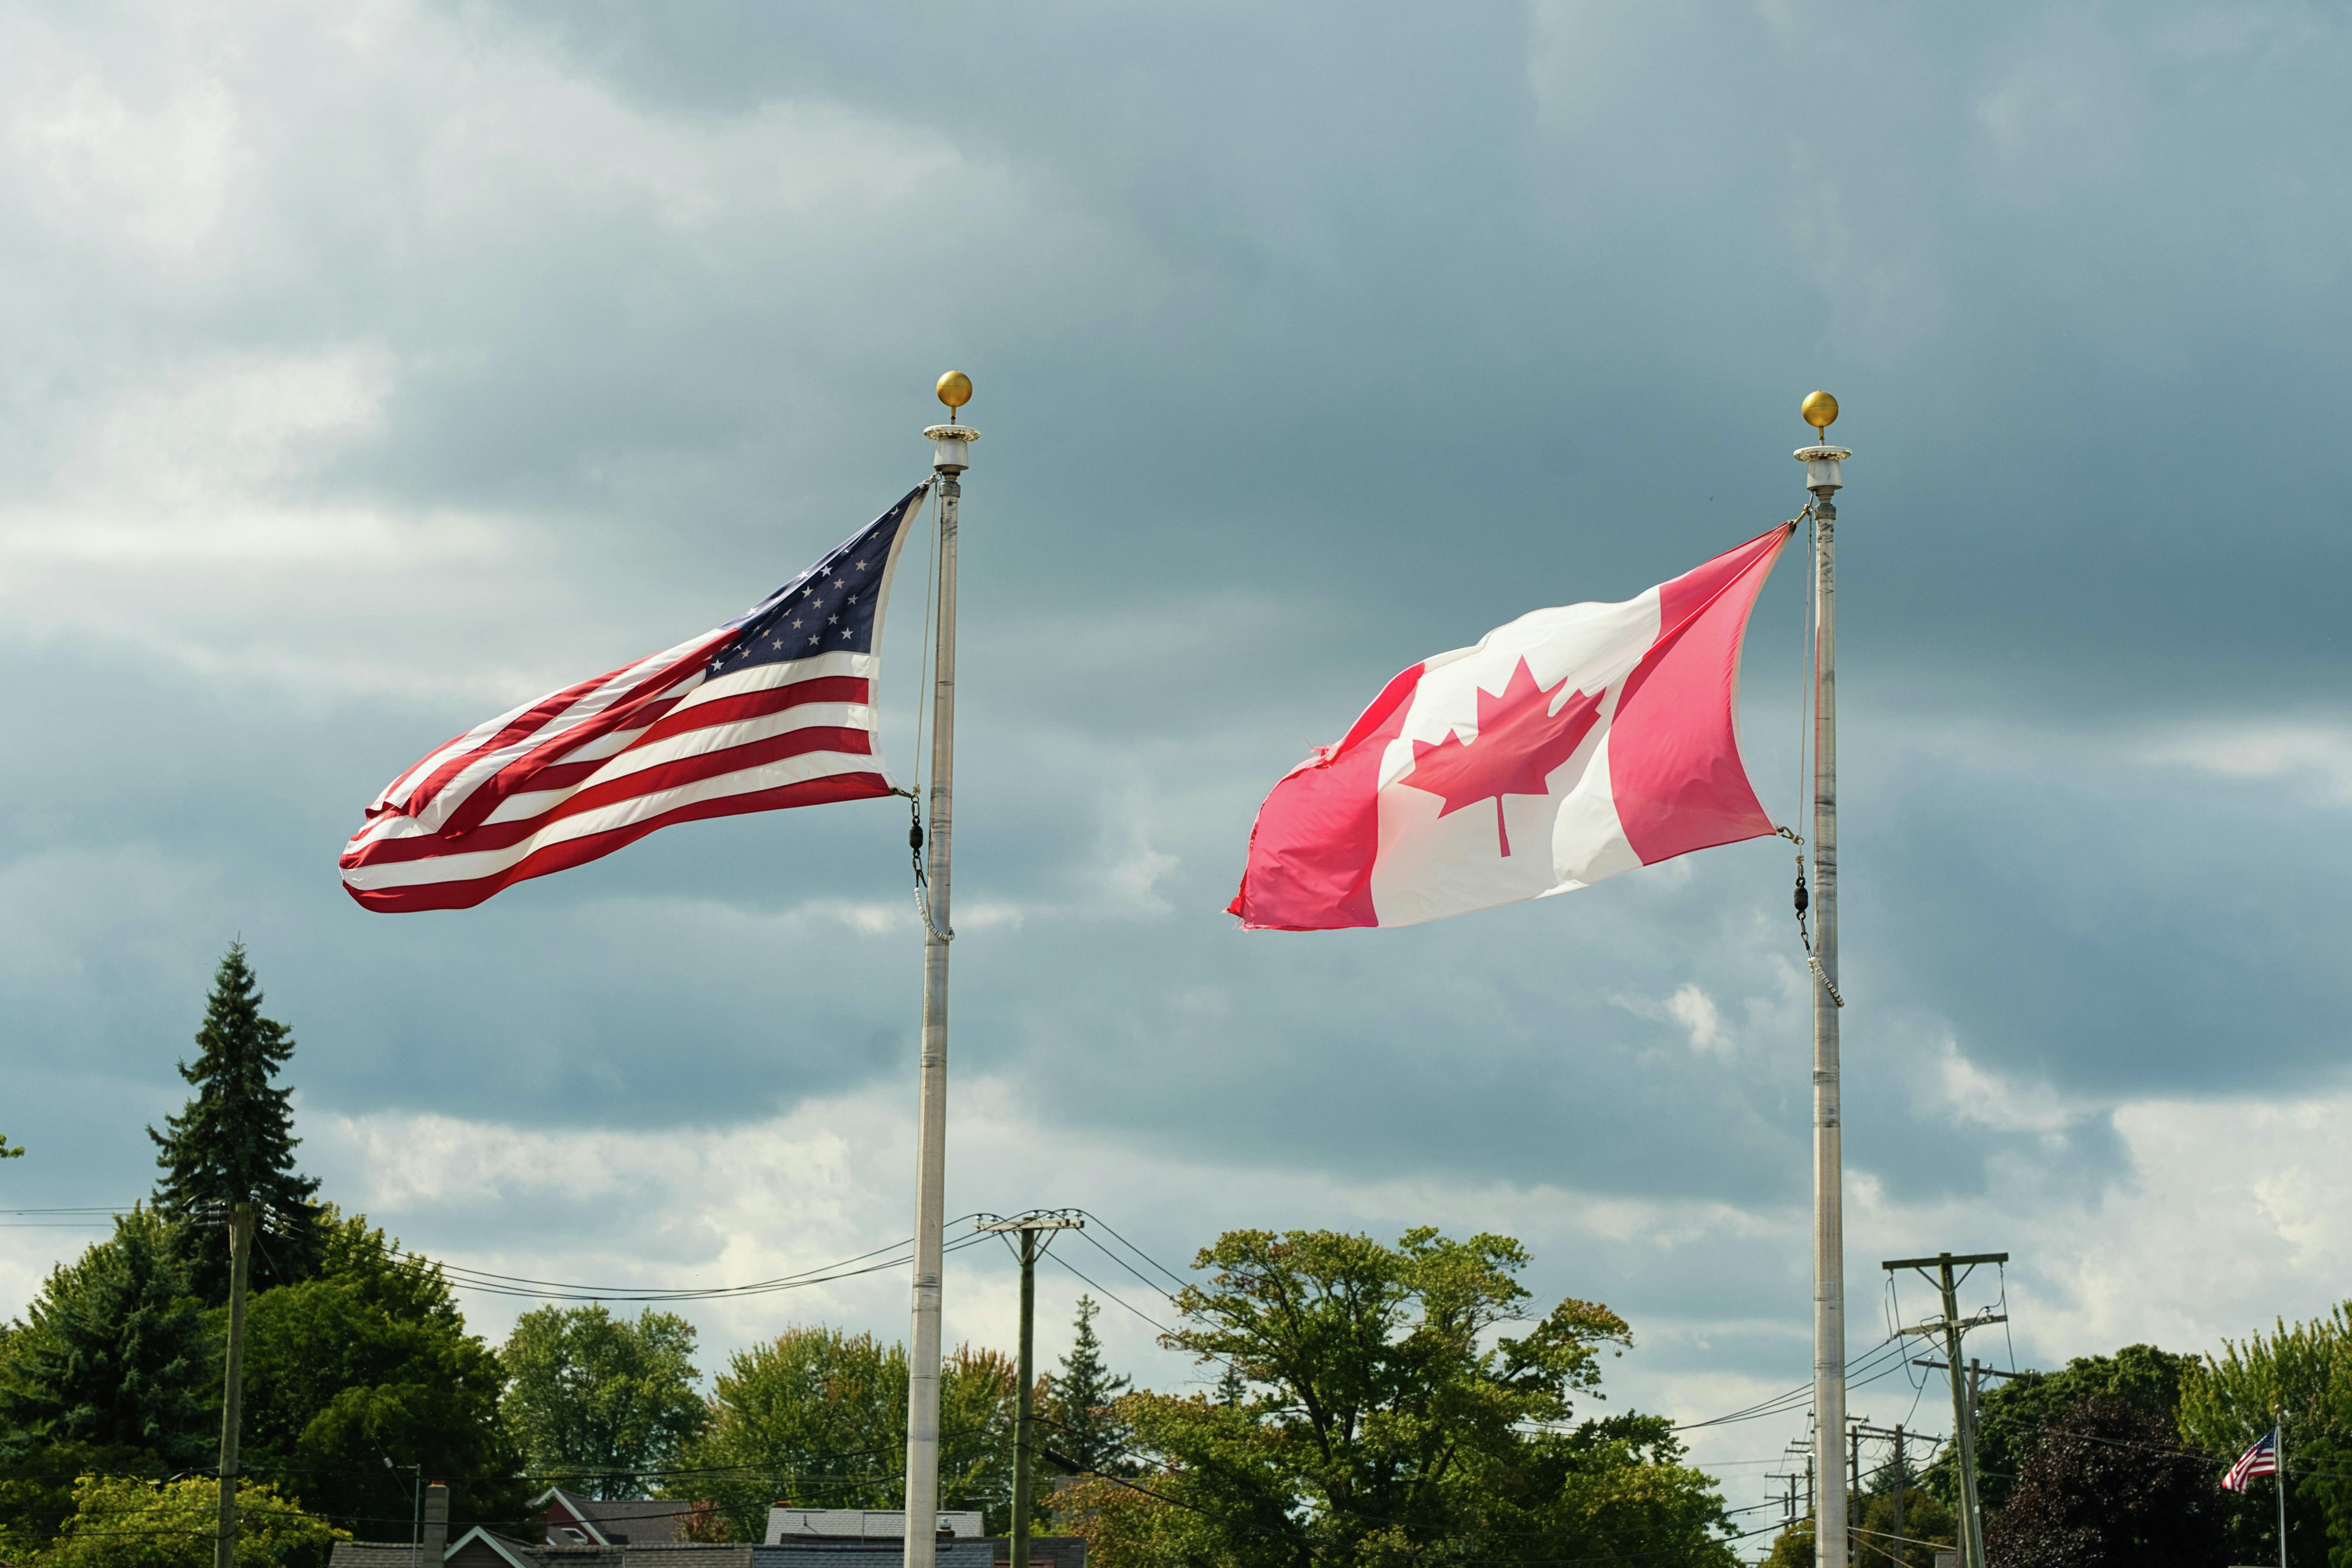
[4,0,2352,1532]
[2139,720,2352,805]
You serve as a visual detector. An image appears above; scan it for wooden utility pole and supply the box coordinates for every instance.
[1851,1422,1919,1544]
[216,1202,256,1568]
[1850,1420,1866,1535]
[1884,1252,2010,1568]
[976,1212,1081,1568]
[1892,1425,1907,1540]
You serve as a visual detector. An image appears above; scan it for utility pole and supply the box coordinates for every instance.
[1849,1420,1865,1535]
[1796,392,1851,1568]
[380,1457,422,1568]
[1884,1252,2009,1568]
[1892,1426,1906,1541]
[1968,1359,1986,1470]
[1850,1423,1918,1545]
[905,374,977,1568]
[976,1212,1082,1568]
[215,1202,256,1568]
[1911,1352,2030,1554]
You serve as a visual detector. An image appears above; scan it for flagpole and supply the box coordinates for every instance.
[2277,1417,2288,1568]
[906,373,977,1568]
[1796,393,1851,1568]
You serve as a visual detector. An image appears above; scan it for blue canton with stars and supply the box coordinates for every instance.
[708,483,928,680]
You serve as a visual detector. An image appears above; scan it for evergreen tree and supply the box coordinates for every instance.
[149,943,321,1300]
[0,1207,216,1469]
[1042,1296,1133,1475]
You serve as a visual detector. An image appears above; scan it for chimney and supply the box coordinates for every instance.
[422,1482,450,1562]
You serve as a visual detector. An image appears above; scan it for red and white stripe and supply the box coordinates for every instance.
[343,643,900,912]
[2223,1430,2279,1492]
[339,485,931,927]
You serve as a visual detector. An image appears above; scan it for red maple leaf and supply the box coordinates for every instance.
[1398,656,1605,857]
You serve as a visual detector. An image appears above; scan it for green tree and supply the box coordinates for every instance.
[1757,1519,1810,1568]
[1981,1394,2225,1567]
[0,1207,215,1468]
[149,944,321,1301]
[0,1439,167,1563]
[1923,1343,2194,1511]
[2178,1308,2352,1566]
[1047,1472,1220,1568]
[44,1473,343,1568]
[1858,1482,1956,1568]
[1115,1226,1736,1568]
[1760,1491,1955,1568]
[1,1131,21,1158]
[238,1209,528,1537]
[1041,1296,1133,1477]
[677,1325,1014,1542]
[500,1304,708,1499]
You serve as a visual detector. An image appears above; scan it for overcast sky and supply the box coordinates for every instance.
[4,0,2350,1539]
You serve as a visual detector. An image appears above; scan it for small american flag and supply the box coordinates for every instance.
[342,485,928,912]
[2223,1428,2279,1492]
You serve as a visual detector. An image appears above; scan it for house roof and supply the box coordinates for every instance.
[533,1488,693,1546]
[446,1526,540,1568]
[540,1550,751,1568]
[330,1546,430,1568]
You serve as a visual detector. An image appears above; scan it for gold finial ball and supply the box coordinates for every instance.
[936,370,973,410]
[1801,390,1839,432]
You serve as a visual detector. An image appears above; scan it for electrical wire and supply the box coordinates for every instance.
[1070,1209,1193,1294]
[1998,1261,2020,1376]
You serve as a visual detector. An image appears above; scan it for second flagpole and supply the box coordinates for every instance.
[1796,393,1850,1568]
[907,374,977,1568]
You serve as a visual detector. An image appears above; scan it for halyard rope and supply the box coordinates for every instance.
[1784,500,1841,1007]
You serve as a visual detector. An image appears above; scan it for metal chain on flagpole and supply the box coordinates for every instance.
[909,796,952,945]
[899,477,953,945]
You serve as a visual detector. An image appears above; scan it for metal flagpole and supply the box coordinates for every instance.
[2278,1416,2289,1568]
[906,372,977,1568]
[1796,391,1851,1568]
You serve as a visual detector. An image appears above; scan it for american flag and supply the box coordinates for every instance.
[2223,1428,2279,1492]
[341,485,928,913]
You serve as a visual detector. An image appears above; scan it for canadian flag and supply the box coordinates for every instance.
[1228,523,1793,930]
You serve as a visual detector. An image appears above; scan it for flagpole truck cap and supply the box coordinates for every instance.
[926,372,979,471]
[1794,389,1849,493]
